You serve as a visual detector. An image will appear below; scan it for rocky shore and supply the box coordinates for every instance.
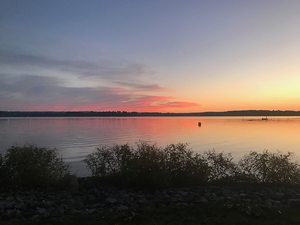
[2,177,300,221]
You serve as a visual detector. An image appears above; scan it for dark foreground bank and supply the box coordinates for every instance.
[3,178,300,224]
[2,143,300,224]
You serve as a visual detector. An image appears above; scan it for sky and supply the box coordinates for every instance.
[1,0,300,113]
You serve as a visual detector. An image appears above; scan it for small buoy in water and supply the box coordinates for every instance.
[198,122,201,126]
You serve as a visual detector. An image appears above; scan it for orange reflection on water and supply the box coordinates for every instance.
[184,117,300,159]
[2,116,300,162]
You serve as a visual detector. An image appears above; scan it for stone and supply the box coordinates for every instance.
[68,175,80,193]
[117,204,129,211]
[15,202,26,209]
[106,197,118,204]
[6,196,14,201]
[196,196,208,203]
[174,202,189,206]
[87,194,96,202]
[265,199,273,207]
[177,190,188,197]
[91,203,104,208]
[5,201,15,209]
[287,199,300,206]
[57,205,65,214]
[73,195,84,209]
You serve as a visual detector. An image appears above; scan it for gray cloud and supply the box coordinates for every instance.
[0,51,153,80]
[0,74,128,109]
[115,81,169,92]
[0,74,198,111]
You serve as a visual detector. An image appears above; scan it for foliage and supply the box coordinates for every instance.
[164,143,210,186]
[237,150,300,184]
[1,145,70,188]
[2,142,299,190]
[0,153,5,184]
[84,142,210,188]
[84,142,300,188]
[203,150,237,182]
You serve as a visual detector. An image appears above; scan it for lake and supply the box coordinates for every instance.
[1,116,300,176]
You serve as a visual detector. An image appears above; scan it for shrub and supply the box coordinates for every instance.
[0,153,4,183]
[127,142,168,188]
[84,142,210,188]
[237,150,300,184]
[203,150,236,182]
[1,145,70,188]
[84,142,166,187]
[164,143,210,186]
[83,143,134,178]
[84,142,300,187]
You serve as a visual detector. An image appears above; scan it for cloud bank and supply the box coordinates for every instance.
[0,51,153,80]
[0,74,199,112]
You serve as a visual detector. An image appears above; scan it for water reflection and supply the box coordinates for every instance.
[1,117,300,176]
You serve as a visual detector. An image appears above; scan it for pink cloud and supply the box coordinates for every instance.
[0,75,200,113]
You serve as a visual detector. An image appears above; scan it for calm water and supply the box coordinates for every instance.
[1,116,300,176]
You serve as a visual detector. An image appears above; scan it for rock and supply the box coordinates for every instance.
[88,188,100,196]
[265,199,273,207]
[0,201,6,209]
[2,182,300,222]
[177,190,188,197]
[15,202,26,210]
[195,196,208,203]
[4,209,15,220]
[174,202,189,206]
[106,197,118,204]
[91,203,104,208]
[221,189,232,198]
[287,199,300,206]
[4,201,15,209]
[117,204,129,211]
[68,175,80,193]
[87,208,97,214]
[15,209,22,219]
[36,207,47,214]
[6,196,14,201]
[56,205,65,215]
[73,195,84,209]
[87,194,96,202]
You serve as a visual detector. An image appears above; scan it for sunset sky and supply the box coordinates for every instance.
[1,0,300,113]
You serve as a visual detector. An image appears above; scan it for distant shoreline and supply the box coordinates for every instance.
[1,110,300,117]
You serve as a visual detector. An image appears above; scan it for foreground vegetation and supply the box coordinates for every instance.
[0,145,70,189]
[2,143,300,224]
[1,142,300,189]
[84,142,300,188]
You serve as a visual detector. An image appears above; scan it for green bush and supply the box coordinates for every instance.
[237,150,300,184]
[1,145,70,188]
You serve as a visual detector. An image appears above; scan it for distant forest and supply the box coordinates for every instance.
[1,110,300,117]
